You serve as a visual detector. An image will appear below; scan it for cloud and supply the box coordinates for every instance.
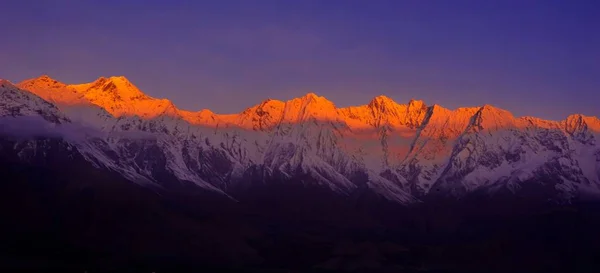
[0,116,64,138]
[0,116,157,142]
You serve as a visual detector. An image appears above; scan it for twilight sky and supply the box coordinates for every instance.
[1,0,599,120]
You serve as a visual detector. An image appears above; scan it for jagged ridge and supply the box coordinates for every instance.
[1,75,599,204]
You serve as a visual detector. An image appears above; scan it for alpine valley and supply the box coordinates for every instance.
[2,75,600,272]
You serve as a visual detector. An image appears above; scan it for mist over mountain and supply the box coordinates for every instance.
[2,75,600,272]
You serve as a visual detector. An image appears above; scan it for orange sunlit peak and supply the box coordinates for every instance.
[0,79,13,85]
[198,109,214,115]
[260,98,284,105]
[302,92,319,99]
[108,76,131,82]
[287,92,335,107]
[408,99,425,106]
[24,75,60,84]
[429,104,446,112]
[373,94,393,100]
[370,95,397,104]
[36,74,53,80]
[92,76,127,86]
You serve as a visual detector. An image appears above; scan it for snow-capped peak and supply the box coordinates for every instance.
[0,79,69,124]
[18,75,69,90]
[0,79,16,89]
[281,92,338,123]
[368,95,396,108]
[467,104,517,132]
[82,76,148,101]
[564,114,600,133]
[408,99,425,108]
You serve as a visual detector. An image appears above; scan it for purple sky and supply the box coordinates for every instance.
[1,0,599,120]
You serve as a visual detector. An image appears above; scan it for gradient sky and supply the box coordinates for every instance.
[1,0,599,120]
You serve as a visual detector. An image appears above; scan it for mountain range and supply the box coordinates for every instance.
[2,74,600,204]
[3,75,600,272]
